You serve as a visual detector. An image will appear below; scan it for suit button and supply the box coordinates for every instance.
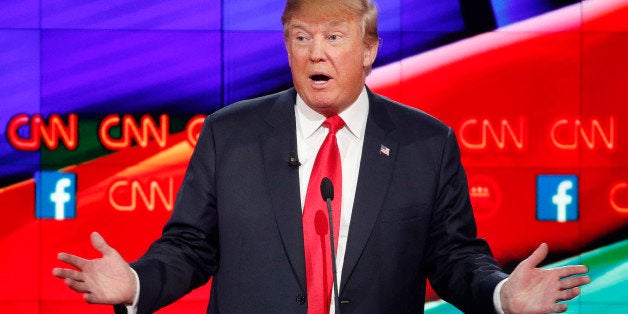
[296,293,306,305]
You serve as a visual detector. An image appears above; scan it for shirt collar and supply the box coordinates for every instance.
[295,87,369,140]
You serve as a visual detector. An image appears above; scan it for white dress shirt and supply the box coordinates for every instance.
[295,87,369,314]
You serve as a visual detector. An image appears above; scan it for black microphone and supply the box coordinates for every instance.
[288,152,301,168]
[321,177,334,200]
[320,177,341,314]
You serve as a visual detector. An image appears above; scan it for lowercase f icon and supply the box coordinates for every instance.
[536,175,578,222]
[35,171,77,220]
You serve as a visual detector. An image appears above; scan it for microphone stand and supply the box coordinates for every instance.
[325,197,341,314]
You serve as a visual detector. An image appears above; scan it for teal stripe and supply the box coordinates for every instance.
[425,239,628,313]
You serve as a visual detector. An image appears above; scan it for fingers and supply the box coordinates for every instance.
[90,232,115,256]
[57,252,88,270]
[552,303,568,313]
[560,274,591,290]
[521,243,549,269]
[65,278,90,293]
[56,232,109,269]
[555,265,589,278]
[84,292,105,304]
[82,290,116,305]
[52,267,83,282]
[557,287,581,302]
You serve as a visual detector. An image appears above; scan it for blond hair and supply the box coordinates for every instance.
[281,0,379,48]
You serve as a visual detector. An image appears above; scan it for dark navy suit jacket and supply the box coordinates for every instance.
[125,87,507,313]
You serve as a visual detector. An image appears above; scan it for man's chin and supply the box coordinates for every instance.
[301,100,337,116]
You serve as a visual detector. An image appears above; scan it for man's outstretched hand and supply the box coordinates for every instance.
[53,232,136,305]
[501,243,591,313]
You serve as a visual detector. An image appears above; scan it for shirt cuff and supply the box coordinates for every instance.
[493,278,508,314]
[125,267,140,313]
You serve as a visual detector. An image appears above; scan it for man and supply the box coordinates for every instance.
[54,0,590,313]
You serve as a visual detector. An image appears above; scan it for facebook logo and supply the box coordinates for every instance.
[536,175,578,222]
[35,171,77,220]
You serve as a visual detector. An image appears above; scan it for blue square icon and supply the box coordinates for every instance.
[35,171,77,220]
[536,175,578,222]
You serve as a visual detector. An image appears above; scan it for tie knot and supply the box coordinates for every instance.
[323,115,345,134]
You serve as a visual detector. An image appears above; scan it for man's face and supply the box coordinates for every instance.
[285,12,378,116]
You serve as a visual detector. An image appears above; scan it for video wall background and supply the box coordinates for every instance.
[1,0,627,312]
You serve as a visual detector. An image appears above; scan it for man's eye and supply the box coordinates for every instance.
[329,35,340,41]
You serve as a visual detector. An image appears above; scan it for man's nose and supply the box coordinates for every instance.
[309,37,326,62]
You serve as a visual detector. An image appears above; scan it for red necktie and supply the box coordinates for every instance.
[303,115,344,314]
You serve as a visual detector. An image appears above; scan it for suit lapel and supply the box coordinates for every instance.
[260,88,307,292]
[341,90,398,292]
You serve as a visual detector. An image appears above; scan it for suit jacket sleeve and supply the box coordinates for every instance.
[129,116,220,313]
[424,128,507,314]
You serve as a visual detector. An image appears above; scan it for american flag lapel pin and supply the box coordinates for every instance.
[379,144,390,156]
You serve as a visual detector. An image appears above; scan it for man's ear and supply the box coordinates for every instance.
[363,41,379,67]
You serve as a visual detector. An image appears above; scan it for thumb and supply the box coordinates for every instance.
[91,231,115,256]
[521,243,548,269]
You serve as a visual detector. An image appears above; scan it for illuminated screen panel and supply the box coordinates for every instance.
[0,0,39,28]
[222,0,285,31]
[401,0,465,31]
[490,0,580,27]
[0,0,627,313]
[40,30,222,115]
[0,30,41,185]
[40,0,221,30]
[222,31,291,104]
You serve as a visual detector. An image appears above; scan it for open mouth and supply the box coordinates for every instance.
[310,74,331,83]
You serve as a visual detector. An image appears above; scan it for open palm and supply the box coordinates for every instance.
[53,232,136,305]
[500,243,591,313]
